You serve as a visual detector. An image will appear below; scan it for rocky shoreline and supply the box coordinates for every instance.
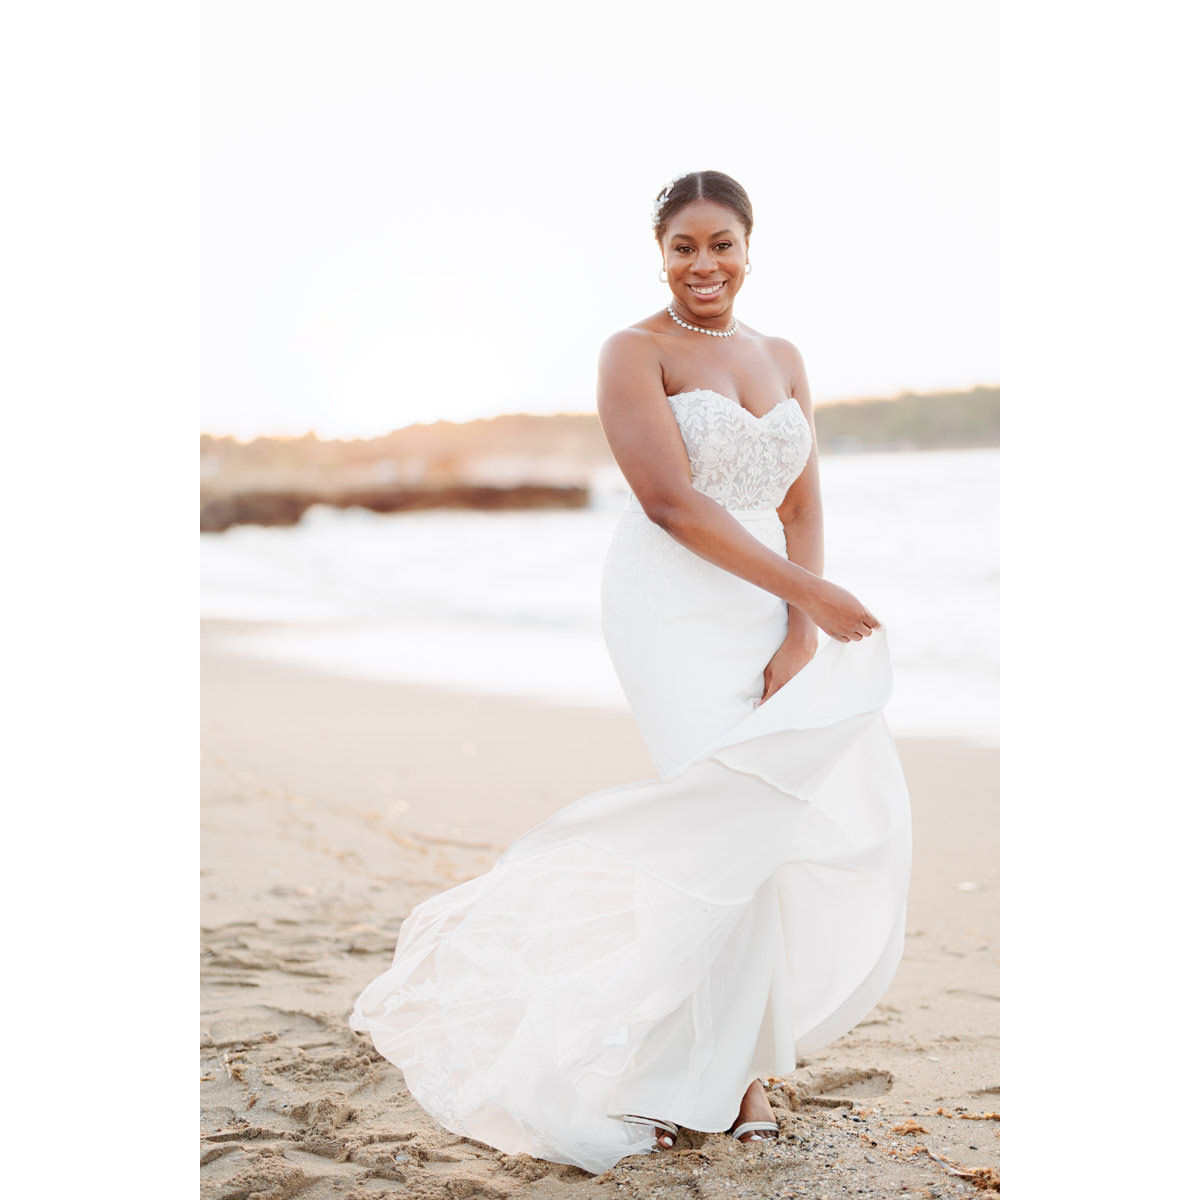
[200,483,589,533]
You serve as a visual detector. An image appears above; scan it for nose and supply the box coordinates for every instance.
[694,247,716,274]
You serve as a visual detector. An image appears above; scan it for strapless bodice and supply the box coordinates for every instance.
[666,388,812,511]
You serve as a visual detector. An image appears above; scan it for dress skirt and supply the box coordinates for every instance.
[349,501,912,1174]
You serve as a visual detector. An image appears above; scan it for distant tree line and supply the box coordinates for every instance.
[814,386,999,452]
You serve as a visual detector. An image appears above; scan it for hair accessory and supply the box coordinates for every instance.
[651,174,687,231]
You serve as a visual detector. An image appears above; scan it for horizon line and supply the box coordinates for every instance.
[201,382,1000,443]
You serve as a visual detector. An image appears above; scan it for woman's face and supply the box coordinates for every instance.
[659,199,750,323]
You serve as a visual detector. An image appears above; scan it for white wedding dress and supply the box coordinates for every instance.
[349,388,912,1174]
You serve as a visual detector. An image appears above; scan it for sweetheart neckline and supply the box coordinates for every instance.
[667,388,799,421]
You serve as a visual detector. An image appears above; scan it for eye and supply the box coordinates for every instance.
[673,245,693,255]
[715,242,733,251]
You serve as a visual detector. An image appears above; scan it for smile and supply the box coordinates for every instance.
[688,282,726,297]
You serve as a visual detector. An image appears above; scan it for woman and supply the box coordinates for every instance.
[350,170,911,1175]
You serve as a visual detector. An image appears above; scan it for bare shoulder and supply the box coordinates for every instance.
[725,322,804,367]
[759,332,806,372]
[599,312,670,360]
[599,324,655,364]
[758,333,813,412]
[597,321,669,416]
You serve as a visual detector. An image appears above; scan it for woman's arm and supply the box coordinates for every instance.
[762,342,827,700]
[596,330,877,643]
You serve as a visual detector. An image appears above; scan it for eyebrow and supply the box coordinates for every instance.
[672,229,736,240]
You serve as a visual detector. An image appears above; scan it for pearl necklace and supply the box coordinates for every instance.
[667,302,737,338]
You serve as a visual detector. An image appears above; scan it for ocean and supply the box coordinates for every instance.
[200,449,998,742]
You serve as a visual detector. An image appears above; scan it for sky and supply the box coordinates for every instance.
[191,1,1000,439]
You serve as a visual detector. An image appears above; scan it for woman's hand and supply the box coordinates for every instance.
[759,623,820,705]
[803,578,880,643]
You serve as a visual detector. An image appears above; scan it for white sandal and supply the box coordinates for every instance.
[730,1078,780,1142]
[729,1119,780,1142]
[624,1115,678,1149]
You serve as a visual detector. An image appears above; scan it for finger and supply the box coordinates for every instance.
[864,613,881,628]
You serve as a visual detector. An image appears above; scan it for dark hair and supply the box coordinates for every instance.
[652,170,754,244]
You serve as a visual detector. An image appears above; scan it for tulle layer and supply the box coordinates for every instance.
[349,633,911,1174]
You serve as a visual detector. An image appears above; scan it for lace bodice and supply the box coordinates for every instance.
[666,389,812,511]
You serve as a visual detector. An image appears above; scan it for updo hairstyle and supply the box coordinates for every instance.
[651,171,754,244]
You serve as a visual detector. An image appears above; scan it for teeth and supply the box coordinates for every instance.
[692,283,723,295]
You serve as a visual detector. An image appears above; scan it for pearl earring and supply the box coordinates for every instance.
[658,267,668,283]
[745,261,753,275]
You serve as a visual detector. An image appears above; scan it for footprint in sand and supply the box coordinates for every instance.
[945,987,1000,1002]
[772,1067,895,1112]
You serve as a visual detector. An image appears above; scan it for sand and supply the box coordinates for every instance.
[200,621,999,1199]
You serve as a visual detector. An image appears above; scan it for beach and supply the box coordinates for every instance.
[200,624,999,1198]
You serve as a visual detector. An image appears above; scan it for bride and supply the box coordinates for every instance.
[350,169,912,1174]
